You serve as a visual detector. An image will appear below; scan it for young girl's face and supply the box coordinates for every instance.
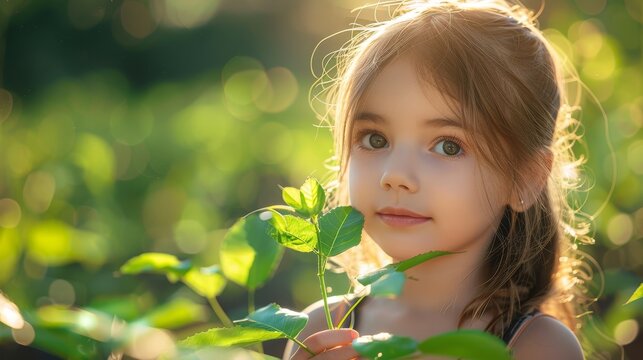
[347,55,511,261]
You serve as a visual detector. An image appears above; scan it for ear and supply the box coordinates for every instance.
[509,148,553,212]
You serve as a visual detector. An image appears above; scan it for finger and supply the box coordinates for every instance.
[303,329,360,353]
[312,345,361,360]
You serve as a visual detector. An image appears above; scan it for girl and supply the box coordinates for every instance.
[284,0,592,359]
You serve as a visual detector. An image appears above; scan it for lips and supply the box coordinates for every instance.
[376,207,431,227]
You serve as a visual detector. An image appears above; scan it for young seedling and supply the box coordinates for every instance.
[121,177,516,360]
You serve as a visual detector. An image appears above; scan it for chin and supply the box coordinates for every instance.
[376,241,434,261]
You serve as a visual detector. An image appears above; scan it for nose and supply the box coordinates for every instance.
[379,150,419,193]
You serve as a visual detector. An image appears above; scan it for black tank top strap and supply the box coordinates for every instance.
[501,309,542,344]
[341,296,540,347]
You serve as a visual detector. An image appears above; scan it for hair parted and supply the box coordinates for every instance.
[309,0,597,349]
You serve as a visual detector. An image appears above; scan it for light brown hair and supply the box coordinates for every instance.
[311,0,595,344]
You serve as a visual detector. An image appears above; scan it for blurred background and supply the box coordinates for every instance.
[0,0,640,358]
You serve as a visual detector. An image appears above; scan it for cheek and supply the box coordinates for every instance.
[435,164,505,224]
[348,153,378,211]
[468,168,509,222]
[347,155,363,207]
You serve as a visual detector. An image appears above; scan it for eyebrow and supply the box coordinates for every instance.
[354,111,463,129]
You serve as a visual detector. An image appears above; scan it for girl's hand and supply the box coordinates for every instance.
[289,328,361,360]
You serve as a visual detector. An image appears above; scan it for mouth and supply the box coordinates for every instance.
[376,207,431,227]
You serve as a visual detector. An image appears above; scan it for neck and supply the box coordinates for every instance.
[394,242,491,317]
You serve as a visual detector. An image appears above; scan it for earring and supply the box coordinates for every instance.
[520,198,524,205]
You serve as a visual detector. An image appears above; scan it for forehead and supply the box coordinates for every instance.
[356,55,459,122]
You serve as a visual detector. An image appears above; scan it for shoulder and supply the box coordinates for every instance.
[509,314,584,360]
[281,295,353,360]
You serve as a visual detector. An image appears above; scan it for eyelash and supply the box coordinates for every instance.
[352,129,466,158]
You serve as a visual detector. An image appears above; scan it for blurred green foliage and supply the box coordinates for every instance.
[0,0,641,358]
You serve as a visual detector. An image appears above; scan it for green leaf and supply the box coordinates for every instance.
[182,265,227,298]
[176,346,281,360]
[220,214,284,290]
[353,333,418,360]
[417,329,512,360]
[368,271,406,297]
[179,326,283,347]
[299,177,326,217]
[318,206,364,257]
[235,303,308,340]
[358,251,455,286]
[119,252,188,279]
[625,283,643,305]
[136,297,206,329]
[268,213,317,252]
[180,304,308,349]
[282,187,303,211]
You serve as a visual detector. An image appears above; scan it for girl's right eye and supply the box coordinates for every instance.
[356,130,388,150]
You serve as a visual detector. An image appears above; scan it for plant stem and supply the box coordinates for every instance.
[335,294,366,329]
[207,297,234,328]
[317,254,334,330]
[312,215,334,330]
[292,337,316,356]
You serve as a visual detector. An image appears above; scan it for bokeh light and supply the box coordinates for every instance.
[23,171,56,214]
[49,279,76,306]
[11,321,34,346]
[0,199,21,229]
[0,293,24,329]
[0,1,640,358]
[614,319,639,346]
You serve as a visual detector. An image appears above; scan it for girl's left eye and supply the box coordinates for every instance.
[432,138,464,157]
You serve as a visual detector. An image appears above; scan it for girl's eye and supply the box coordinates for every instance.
[358,131,388,150]
[433,138,463,157]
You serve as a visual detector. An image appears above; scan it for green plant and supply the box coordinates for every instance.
[624,283,643,305]
[120,177,513,359]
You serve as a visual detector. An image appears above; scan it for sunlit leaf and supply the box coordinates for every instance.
[280,178,326,217]
[368,272,406,297]
[358,251,455,285]
[119,252,189,280]
[624,283,643,305]
[176,346,281,359]
[299,177,325,217]
[282,187,303,211]
[353,333,418,360]
[268,213,317,252]
[136,297,206,329]
[182,265,227,298]
[417,329,512,360]
[318,206,364,257]
[179,326,282,347]
[220,214,283,290]
[235,303,308,340]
